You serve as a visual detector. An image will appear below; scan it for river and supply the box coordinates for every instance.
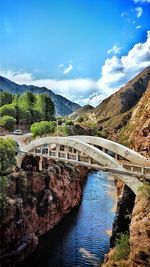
[18,171,117,267]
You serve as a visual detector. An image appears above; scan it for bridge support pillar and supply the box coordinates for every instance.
[39,157,43,171]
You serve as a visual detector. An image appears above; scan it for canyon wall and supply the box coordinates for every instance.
[0,159,88,266]
[102,182,150,267]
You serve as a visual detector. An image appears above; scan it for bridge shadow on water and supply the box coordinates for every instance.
[17,171,117,267]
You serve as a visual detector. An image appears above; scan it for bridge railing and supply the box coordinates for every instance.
[32,146,150,176]
[18,142,150,180]
[121,162,150,176]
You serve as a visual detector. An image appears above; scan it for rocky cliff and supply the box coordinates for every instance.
[83,67,150,155]
[0,159,88,266]
[119,81,150,156]
[99,68,150,267]
[129,188,150,267]
[93,67,150,119]
[102,182,150,267]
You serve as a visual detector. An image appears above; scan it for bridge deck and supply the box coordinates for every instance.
[18,149,150,181]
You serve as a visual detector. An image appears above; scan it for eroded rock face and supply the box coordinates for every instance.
[127,81,150,157]
[110,184,135,247]
[102,187,150,267]
[129,194,150,267]
[0,159,88,266]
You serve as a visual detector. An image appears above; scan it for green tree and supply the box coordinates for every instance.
[30,121,56,137]
[0,115,16,130]
[0,176,9,224]
[13,94,20,124]
[0,137,17,175]
[36,94,55,120]
[0,104,16,118]
[0,138,17,223]
[0,138,17,224]
[19,92,36,122]
[0,90,13,107]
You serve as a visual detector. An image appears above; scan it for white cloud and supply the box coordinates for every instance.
[134,0,150,3]
[77,93,104,107]
[58,63,64,68]
[135,7,143,17]
[121,11,128,17]
[107,45,121,55]
[63,63,73,74]
[0,70,33,84]
[98,30,150,95]
[136,25,142,29]
[0,69,99,106]
[1,31,150,108]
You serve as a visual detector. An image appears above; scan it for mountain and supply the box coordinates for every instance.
[93,67,150,119]
[69,104,94,119]
[119,81,150,156]
[0,75,80,116]
[77,67,150,156]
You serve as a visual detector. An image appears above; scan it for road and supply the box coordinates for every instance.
[0,132,33,143]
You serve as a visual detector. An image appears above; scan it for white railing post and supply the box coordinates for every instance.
[115,154,118,160]
[76,151,79,162]
[65,146,69,159]
[88,158,91,165]
[56,144,59,158]
[131,166,134,172]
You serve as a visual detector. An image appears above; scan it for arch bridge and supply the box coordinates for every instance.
[16,136,150,195]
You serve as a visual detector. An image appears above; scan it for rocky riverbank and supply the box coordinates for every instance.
[0,159,88,266]
[102,181,150,267]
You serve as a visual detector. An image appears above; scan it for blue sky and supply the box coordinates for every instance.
[0,0,150,106]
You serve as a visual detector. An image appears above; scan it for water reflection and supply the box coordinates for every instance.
[18,171,117,267]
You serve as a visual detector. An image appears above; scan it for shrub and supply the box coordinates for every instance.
[30,121,56,137]
[112,233,130,261]
[138,182,150,199]
[0,115,16,130]
[65,120,74,126]
[0,137,17,174]
[0,176,8,209]
[77,115,84,123]
[95,130,106,138]
[0,104,16,117]
[0,176,9,224]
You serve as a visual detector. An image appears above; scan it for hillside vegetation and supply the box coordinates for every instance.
[0,91,55,130]
[0,75,80,116]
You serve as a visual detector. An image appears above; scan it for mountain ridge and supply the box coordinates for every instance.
[0,75,80,116]
[89,67,150,155]
[92,66,150,119]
